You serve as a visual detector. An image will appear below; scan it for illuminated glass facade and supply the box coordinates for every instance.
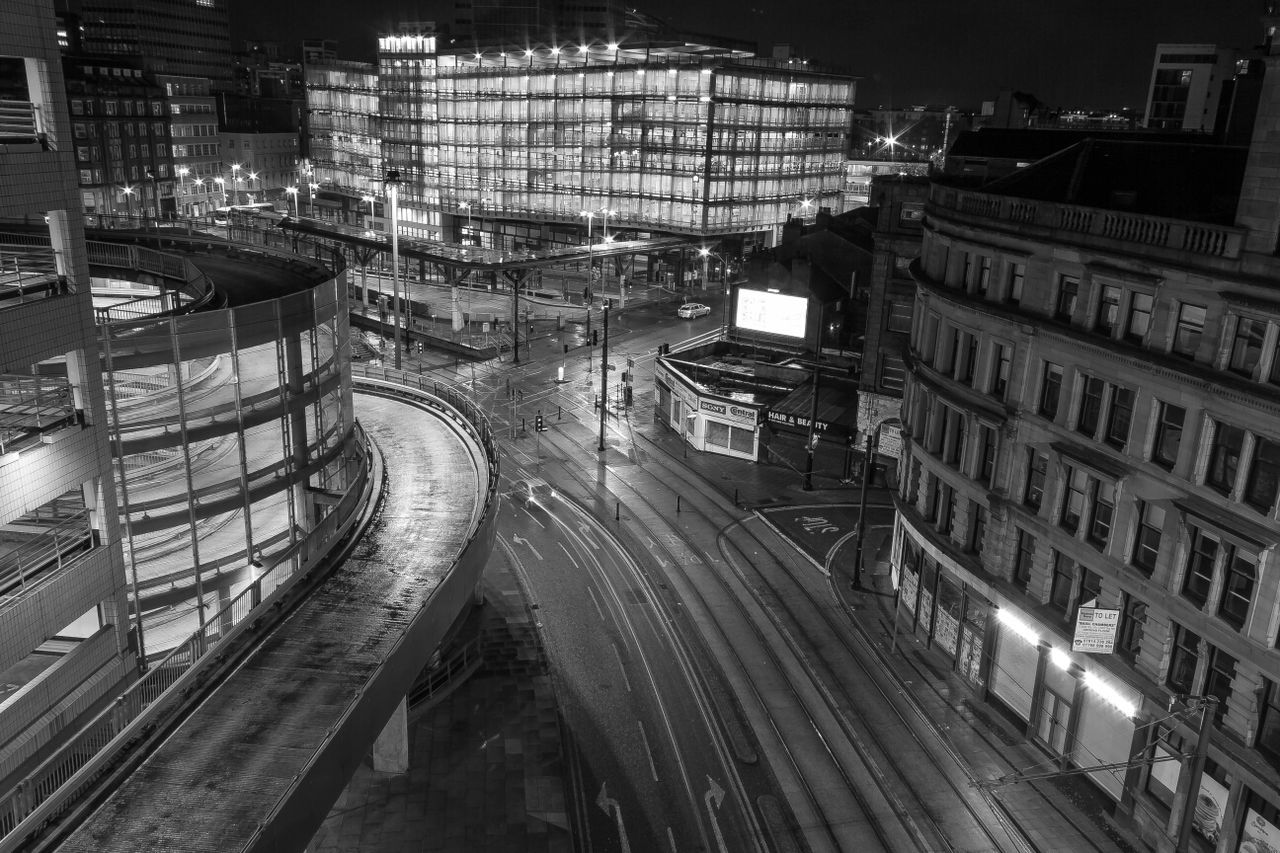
[372,37,855,243]
[306,60,382,200]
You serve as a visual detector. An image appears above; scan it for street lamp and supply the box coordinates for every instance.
[361,194,375,227]
[308,182,319,217]
[231,163,242,206]
[798,197,813,221]
[191,177,204,215]
[248,171,258,204]
[600,207,614,242]
[458,200,472,239]
[214,177,226,208]
[285,185,298,217]
[177,166,189,216]
[385,170,404,371]
[121,185,135,223]
[581,209,596,294]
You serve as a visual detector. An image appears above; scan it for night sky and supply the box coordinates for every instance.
[228,0,1264,110]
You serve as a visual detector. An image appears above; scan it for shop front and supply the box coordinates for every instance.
[654,359,762,461]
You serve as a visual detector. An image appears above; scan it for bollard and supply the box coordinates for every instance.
[558,405,562,420]
[734,488,738,506]
[677,495,681,513]
[615,501,620,521]
[521,417,526,431]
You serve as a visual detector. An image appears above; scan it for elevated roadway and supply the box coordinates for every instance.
[54,380,499,852]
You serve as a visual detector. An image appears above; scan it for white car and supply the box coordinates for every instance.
[678,302,711,319]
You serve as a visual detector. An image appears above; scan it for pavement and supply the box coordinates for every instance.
[310,308,1143,852]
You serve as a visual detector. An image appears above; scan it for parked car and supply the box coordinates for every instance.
[678,302,711,319]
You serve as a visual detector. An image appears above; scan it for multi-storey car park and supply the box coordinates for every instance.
[892,16,1280,849]
[319,33,855,250]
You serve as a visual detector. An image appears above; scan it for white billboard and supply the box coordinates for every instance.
[735,289,808,338]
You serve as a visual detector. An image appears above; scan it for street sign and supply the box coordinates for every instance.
[1072,607,1120,653]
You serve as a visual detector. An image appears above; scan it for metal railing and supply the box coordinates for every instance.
[0,101,42,146]
[0,425,372,850]
[0,510,93,603]
[0,375,75,454]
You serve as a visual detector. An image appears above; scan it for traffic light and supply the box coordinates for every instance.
[535,412,546,432]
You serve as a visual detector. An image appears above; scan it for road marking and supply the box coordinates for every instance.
[704,776,727,853]
[611,643,632,692]
[637,721,660,782]
[596,782,631,853]
[558,541,579,568]
[511,532,544,560]
[667,826,677,852]
[587,583,606,621]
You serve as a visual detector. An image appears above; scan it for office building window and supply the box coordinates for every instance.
[1076,375,1105,437]
[1229,317,1267,377]
[1086,480,1116,550]
[977,426,997,484]
[1130,501,1165,575]
[1096,285,1121,336]
[1125,292,1154,344]
[1166,623,1200,694]
[1007,262,1025,304]
[1024,448,1047,511]
[976,255,992,296]
[1151,401,1185,469]
[1060,465,1088,535]
[1105,386,1134,450]
[1206,420,1245,495]
[990,343,1011,399]
[1256,680,1280,763]
[969,503,987,554]
[1039,362,1063,419]
[1218,546,1257,631]
[1204,646,1236,725]
[959,333,978,385]
[1055,275,1079,322]
[1173,302,1207,358]
[1244,436,1280,514]
[1013,528,1036,591]
[1050,551,1075,614]
[1117,594,1146,662]
[1182,528,1218,607]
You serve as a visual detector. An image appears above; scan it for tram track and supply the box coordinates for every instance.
[530,411,1117,853]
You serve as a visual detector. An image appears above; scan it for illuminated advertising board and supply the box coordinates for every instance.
[735,289,808,338]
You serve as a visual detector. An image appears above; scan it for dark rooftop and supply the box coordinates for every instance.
[947,127,1200,162]
[979,139,1249,225]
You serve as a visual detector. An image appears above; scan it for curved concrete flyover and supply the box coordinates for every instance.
[50,374,499,853]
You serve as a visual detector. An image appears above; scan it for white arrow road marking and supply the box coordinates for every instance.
[704,775,727,853]
[511,532,543,561]
[597,782,631,853]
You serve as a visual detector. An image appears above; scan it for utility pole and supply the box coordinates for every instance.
[598,299,610,451]
[802,301,824,491]
[512,274,521,364]
[852,429,874,590]
[1176,696,1218,853]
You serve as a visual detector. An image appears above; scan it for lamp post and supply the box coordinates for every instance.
[581,209,595,293]
[308,182,319,217]
[214,177,226,209]
[385,170,403,371]
[798,197,813,221]
[177,166,189,216]
[191,178,203,215]
[121,185,135,223]
[231,163,242,206]
[362,194,375,228]
[598,298,610,452]
[458,201,471,240]
[285,186,298,217]
[248,171,258,204]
